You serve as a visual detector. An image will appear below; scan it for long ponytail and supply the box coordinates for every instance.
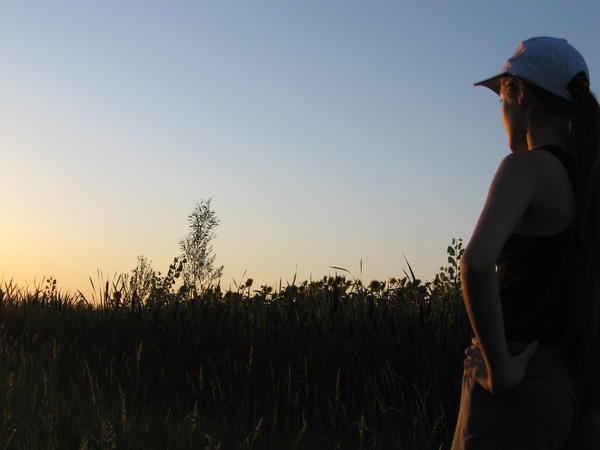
[565,71,600,404]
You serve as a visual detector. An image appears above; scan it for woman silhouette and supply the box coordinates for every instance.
[451,37,600,449]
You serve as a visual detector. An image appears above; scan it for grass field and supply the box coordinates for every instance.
[0,242,471,449]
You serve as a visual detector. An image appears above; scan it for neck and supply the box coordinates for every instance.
[526,115,571,152]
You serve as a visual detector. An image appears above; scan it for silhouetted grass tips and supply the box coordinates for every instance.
[0,240,469,449]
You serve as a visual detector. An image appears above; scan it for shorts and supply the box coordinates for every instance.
[451,341,586,450]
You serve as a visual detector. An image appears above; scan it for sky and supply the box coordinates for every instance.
[1,0,599,298]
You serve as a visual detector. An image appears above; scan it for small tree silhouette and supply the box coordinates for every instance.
[179,198,224,296]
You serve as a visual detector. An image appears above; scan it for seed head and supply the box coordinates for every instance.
[369,280,382,292]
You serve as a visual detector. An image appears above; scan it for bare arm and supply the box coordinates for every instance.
[462,151,539,394]
[461,260,511,392]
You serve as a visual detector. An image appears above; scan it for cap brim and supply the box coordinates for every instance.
[474,72,508,95]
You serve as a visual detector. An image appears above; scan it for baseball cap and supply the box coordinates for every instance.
[474,36,589,102]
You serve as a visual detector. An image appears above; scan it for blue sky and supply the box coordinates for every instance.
[1,0,598,295]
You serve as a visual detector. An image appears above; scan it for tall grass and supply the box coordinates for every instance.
[0,243,470,449]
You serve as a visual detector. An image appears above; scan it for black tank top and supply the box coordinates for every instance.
[496,145,576,345]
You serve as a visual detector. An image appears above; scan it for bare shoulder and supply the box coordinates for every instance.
[500,149,561,167]
[495,150,541,176]
[498,149,571,186]
[490,151,541,192]
[499,149,575,234]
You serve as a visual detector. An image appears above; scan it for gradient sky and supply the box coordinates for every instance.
[1,1,599,298]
